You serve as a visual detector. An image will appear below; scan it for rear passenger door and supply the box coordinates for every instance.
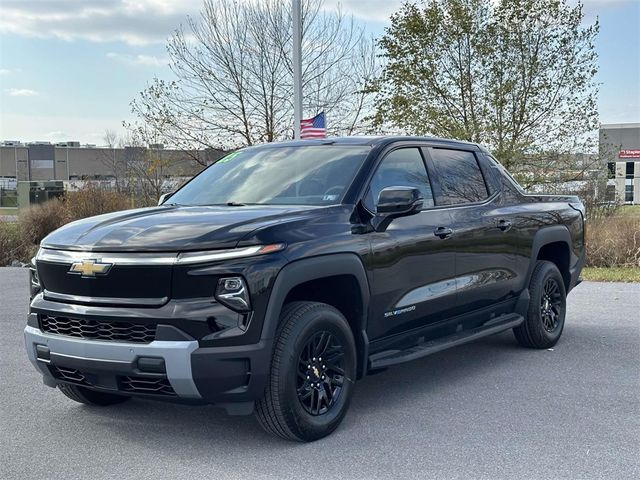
[424,147,519,317]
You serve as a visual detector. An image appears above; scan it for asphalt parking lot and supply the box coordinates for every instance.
[1,267,638,479]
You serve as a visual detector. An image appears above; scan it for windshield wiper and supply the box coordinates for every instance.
[225,201,247,206]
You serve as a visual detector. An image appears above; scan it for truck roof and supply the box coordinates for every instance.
[254,135,484,151]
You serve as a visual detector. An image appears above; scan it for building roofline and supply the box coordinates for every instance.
[600,123,640,129]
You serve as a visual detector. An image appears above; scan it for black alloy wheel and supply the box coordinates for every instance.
[513,260,567,349]
[255,301,356,441]
[540,277,562,333]
[297,331,345,416]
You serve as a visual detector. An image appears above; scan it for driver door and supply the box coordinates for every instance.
[365,146,457,341]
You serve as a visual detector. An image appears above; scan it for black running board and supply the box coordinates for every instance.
[369,314,524,369]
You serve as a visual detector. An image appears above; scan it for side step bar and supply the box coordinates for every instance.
[369,313,524,369]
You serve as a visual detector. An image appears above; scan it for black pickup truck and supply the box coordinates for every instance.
[25,136,585,441]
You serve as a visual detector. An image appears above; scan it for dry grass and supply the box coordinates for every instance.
[586,215,640,268]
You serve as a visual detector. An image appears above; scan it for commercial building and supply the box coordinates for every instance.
[600,123,640,204]
[0,141,224,210]
[0,141,223,182]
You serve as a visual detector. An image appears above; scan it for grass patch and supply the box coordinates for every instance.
[581,267,640,283]
[615,205,640,217]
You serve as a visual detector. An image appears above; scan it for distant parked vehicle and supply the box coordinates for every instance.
[25,136,584,441]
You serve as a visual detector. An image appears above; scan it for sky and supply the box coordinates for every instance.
[0,0,638,145]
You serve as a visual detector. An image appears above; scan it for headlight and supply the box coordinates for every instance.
[215,276,251,312]
[30,257,40,287]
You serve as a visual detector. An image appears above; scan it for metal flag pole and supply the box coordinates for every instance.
[292,0,303,140]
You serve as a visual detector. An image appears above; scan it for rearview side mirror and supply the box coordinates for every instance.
[372,186,423,232]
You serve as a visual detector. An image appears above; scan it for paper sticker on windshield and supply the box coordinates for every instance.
[217,151,240,164]
[323,194,338,201]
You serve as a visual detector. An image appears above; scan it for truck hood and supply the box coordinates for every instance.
[41,205,322,252]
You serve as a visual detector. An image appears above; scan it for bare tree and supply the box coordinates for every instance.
[129,0,379,150]
[100,129,127,191]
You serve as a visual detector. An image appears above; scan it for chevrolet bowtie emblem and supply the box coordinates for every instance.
[68,260,112,277]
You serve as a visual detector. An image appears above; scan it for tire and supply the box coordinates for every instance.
[514,260,567,349]
[255,301,357,442]
[58,383,131,406]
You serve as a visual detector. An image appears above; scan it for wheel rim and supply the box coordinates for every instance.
[296,331,345,416]
[540,278,562,333]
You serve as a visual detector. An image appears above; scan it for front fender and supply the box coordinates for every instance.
[260,253,371,378]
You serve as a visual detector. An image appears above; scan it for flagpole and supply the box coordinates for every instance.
[292,0,303,140]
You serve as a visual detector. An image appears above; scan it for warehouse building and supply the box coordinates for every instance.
[600,123,640,204]
[0,141,222,182]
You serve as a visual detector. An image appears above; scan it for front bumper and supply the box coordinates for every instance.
[25,313,272,409]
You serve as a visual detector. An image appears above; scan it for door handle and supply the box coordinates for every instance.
[497,219,512,232]
[434,227,454,239]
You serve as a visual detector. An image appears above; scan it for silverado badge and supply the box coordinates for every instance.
[68,260,112,277]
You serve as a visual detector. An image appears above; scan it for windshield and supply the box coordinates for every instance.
[168,145,370,206]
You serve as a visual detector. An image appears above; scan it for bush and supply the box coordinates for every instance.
[0,185,132,265]
[65,185,131,221]
[586,215,640,268]
[18,198,69,246]
[0,221,28,265]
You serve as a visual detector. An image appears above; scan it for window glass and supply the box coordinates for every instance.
[365,148,434,210]
[430,149,489,204]
[626,162,635,178]
[168,145,369,206]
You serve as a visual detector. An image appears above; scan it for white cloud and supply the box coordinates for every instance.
[43,130,68,140]
[0,69,11,75]
[324,0,402,23]
[0,0,202,46]
[0,0,630,47]
[106,52,168,67]
[6,88,39,97]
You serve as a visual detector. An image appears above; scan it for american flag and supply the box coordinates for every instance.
[300,112,327,139]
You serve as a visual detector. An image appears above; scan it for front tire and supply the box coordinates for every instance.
[514,260,567,349]
[255,302,356,441]
[58,383,131,406]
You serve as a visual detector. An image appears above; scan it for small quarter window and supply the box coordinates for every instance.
[365,148,434,211]
[430,149,489,204]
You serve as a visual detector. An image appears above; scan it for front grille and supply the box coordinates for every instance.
[120,376,176,396]
[50,365,91,386]
[50,366,176,397]
[36,259,172,305]
[40,315,156,343]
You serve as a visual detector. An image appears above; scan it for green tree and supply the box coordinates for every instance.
[373,0,600,178]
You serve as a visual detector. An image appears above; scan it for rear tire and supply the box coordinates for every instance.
[255,301,356,442]
[58,383,131,406]
[514,260,567,349]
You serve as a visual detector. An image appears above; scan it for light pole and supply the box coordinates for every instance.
[292,0,303,140]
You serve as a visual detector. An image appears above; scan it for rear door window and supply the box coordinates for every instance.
[428,149,489,205]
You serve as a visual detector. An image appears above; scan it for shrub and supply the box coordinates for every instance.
[586,215,640,268]
[64,185,131,221]
[1,186,133,265]
[0,221,27,265]
[18,198,69,246]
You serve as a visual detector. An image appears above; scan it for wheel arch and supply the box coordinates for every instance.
[261,253,370,379]
[527,225,573,291]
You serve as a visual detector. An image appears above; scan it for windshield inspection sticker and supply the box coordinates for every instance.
[384,305,416,318]
[323,194,339,201]
[217,151,241,164]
